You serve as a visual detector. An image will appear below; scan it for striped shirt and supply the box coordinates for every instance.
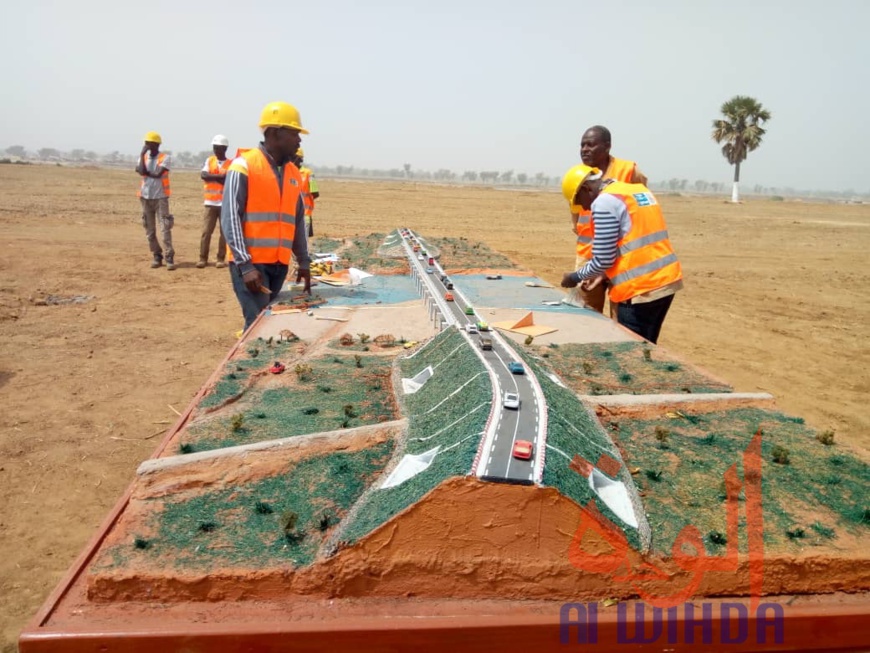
[220,144,310,275]
[571,190,683,304]
[571,193,625,282]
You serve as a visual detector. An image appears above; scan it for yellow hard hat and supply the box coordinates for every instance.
[561,164,602,203]
[143,131,162,144]
[258,101,309,134]
[296,147,304,158]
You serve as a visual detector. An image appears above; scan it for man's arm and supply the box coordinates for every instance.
[221,166,254,274]
[136,147,148,175]
[292,194,312,292]
[562,195,624,286]
[201,159,226,183]
[631,166,648,186]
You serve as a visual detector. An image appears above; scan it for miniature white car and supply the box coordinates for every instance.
[466,324,478,334]
[503,392,520,409]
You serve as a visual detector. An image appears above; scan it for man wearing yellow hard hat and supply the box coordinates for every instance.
[136,131,175,270]
[572,125,648,314]
[221,102,312,330]
[294,147,319,238]
[560,165,682,344]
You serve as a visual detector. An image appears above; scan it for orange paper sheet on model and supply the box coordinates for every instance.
[492,311,557,337]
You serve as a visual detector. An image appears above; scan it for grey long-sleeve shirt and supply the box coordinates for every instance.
[221,144,310,275]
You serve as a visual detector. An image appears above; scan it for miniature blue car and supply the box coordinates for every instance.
[508,362,525,375]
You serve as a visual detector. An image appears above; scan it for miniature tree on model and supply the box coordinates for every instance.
[711,95,772,203]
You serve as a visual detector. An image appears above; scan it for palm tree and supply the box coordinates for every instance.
[712,95,771,203]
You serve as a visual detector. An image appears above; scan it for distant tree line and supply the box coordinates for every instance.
[2,145,867,200]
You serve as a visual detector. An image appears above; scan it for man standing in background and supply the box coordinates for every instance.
[136,131,174,270]
[198,135,231,268]
[295,147,319,238]
[572,125,647,313]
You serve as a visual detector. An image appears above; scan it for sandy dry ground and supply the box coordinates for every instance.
[1,165,868,649]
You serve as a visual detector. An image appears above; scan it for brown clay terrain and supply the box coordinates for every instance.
[1,165,869,649]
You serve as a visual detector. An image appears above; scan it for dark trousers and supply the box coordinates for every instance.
[617,294,675,344]
[199,205,226,263]
[230,262,289,330]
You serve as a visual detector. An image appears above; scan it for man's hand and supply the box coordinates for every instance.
[561,272,579,289]
[140,144,149,155]
[242,268,264,294]
[581,274,606,291]
[296,268,311,294]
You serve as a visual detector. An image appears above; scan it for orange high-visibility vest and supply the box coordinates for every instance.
[137,152,170,198]
[203,155,232,204]
[226,148,302,265]
[597,181,682,303]
[575,157,637,260]
[300,167,314,217]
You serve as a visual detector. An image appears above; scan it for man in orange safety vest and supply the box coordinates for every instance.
[561,165,682,344]
[221,102,312,330]
[198,135,231,268]
[572,125,648,314]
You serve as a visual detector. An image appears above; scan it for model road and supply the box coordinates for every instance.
[400,229,541,484]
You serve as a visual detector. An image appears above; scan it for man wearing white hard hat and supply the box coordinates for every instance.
[198,135,231,268]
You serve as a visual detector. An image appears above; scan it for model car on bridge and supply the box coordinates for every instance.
[512,440,533,460]
[444,292,454,301]
[477,321,489,331]
[508,362,525,375]
[503,392,520,409]
[426,267,434,274]
[466,324,478,334]
[465,306,474,315]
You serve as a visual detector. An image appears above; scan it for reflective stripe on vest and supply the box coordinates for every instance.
[138,152,170,197]
[229,148,301,265]
[203,156,231,204]
[575,157,637,259]
[600,182,682,303]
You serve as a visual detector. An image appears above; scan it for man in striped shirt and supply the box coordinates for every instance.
[561,167,683,344]
[221,120,311,330]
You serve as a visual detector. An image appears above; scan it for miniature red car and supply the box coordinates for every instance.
[512,440,533,460]
[444,292,454,301]
[269,361,286,374]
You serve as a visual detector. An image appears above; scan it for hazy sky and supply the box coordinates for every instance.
[2,0,868,191]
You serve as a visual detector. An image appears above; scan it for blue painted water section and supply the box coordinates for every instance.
[452,275,609,318]
[304,275,421,307]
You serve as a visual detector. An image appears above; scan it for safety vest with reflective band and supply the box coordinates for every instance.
[300,167,314,217]
[203,156,232,204]
[227,148,301,264]
[598,182,682,303]
[137,152,170,198]
[575,157,637,259]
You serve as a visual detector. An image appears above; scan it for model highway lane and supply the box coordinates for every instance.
[399,228,544,484]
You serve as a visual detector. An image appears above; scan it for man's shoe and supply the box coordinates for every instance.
[150,259,162,269]
[215,261,227,269]
[166,261,177,271]
[196,261,207,269]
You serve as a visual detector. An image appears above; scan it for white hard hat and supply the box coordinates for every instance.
[211,134,229,147]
